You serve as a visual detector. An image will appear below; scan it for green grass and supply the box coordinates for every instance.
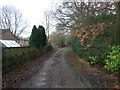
[53,47,61,50]
[78,58,89,65]
[66,48,76,67]
[66,57,76,67]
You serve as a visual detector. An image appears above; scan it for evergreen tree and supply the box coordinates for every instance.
[38,25,47,46]
[29,25,47,48]
[29,25,38,47]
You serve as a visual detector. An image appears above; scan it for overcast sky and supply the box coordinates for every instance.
[0,0,62,38]
[1,0,117,38]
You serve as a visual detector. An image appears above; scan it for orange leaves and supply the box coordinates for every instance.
[86,32,90,36]
[81,29,87,33]
[92,32,96,36]
[71,23,107,49]
[83,34,89,39]
[91,36,96,40]
[86,44,92,48]
[77,34,82,38]
[80,39,85,46]
[76,30,80,33]
[71,30,82,38]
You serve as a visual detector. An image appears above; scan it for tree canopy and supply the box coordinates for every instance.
[29,25,47,48]
[50,1,120,73]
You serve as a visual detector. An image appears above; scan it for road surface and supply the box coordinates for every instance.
[20,48,92,88]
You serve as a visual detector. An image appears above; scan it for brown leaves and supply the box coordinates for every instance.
[67,49,120,88]
[71,23,108,49]
[2,50,56,88]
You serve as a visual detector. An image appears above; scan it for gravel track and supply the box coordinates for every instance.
[20,48,93,88]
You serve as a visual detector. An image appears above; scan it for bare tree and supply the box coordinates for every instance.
[53,2,116,33]
[0,5,28,37]
[44,11,50,40]
[49,30,66,47]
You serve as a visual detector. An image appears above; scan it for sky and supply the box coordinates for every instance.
[0,0,62,38]
[1,0,118,38]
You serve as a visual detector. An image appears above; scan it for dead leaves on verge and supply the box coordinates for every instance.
[67,49,120,89]
[2,50,56,88]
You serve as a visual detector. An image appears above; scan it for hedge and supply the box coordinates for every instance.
[2,44,53,75]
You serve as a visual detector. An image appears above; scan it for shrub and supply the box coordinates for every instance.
[2,45,53,75]
[89,55,106,65]
[105,46,120,73]
[89,56,98,64]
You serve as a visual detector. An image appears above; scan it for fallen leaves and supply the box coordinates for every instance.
[2,50,56,88]
[67,49,120,88]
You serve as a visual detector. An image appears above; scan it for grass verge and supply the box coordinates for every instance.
[53,47,61,51]
[66,48,120,89]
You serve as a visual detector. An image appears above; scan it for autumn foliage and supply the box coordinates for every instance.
[71,23,111,49]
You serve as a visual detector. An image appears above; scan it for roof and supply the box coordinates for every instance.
[0,29,9,34]
[0,29,18,41]
[0,40,20,47]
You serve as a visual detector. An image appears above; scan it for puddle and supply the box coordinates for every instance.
[40,72,46,76]
[42,78,46,81]
[36,82,46,86]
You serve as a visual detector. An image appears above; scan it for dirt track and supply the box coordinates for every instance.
[2,48,119,88]
[20,48,93,88]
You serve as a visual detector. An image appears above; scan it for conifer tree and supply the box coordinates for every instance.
[29,25,38,47]
[29,25,47,48]
[38,25,47,46]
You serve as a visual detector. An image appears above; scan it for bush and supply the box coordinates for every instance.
[89,56,98,64]
[2,45,53,75]
[105,46,120,73]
